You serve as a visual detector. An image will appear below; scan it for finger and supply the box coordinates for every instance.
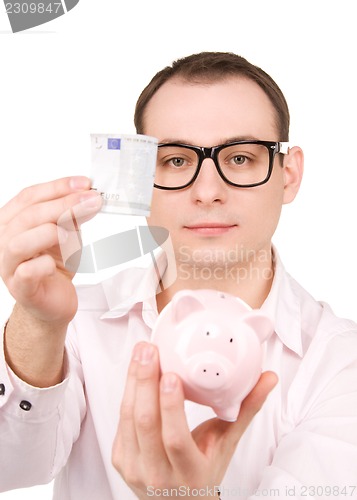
[0,176,92,225]
[133,343,169,467]
[240,371,278,419]
[226,371,278,441]
[57,199,107,272]
[57,198,103,232]
[5,190,102,238]
[10,254,56,300]
[113,347,141,472]
[1,223,61,280]
[160,372,201,474]
[191,371,278,481]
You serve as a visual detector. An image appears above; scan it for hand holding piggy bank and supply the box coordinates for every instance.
[151,289,274,421]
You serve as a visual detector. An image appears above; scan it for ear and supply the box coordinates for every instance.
[282,146,304,205]
[171,290,206,324]
[243,312,274,343]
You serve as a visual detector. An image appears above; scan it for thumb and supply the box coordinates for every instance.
[242,371,278,416]
[228,371,278,440]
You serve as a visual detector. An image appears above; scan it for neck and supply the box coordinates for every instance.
[156,246,274,313]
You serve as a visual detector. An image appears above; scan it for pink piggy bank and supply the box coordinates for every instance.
[151,289,274,421]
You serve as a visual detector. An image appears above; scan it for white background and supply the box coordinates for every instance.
[0,0,356,498]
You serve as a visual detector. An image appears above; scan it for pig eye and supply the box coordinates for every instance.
[206,331,210,336]
[230,338,233,343]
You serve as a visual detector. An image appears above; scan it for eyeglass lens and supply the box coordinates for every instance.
[155,143,271,188]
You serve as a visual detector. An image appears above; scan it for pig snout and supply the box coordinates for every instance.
[187,353,234,390]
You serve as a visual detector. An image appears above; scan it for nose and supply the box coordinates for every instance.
[189,359,229,390]
[190,158,228,205]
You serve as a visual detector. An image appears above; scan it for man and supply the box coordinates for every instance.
[0,52,356,499]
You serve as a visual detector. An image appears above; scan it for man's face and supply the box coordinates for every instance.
[145,77,288,268]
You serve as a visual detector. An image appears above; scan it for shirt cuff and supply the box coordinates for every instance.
[0,322,70,422]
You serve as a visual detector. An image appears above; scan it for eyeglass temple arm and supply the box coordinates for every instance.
[278,142,290,155]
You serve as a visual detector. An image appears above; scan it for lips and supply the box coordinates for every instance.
[186,223,235,228]
[184,223,237,235]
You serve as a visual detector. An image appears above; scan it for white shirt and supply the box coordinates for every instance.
[1,250,357,499]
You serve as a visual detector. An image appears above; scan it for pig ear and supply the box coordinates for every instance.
[243,312,274,343]
[171,291,206,324]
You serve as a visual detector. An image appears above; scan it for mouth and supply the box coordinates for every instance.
[184,223,238,235]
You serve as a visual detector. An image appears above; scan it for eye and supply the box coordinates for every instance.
[169,157,186,168]
[230,338,233,343]
[231,155,247,166]
[157,146,196,171]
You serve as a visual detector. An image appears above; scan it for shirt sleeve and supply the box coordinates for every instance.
[0,322,86,492]
[248,330,357,499]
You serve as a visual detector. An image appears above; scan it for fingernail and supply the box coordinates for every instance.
[161,373,178,393]
[133,343,155,365]
[79,192,102,209]
[69,176,91,191]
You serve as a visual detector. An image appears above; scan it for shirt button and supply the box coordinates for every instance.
[0,383,5,396]
[19,400,32,411]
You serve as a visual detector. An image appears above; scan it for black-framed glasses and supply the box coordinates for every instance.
[154,140,290,190]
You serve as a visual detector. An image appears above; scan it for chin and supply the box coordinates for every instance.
[176,244,234,266]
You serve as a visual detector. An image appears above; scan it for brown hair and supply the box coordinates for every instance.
[134,51,290,141]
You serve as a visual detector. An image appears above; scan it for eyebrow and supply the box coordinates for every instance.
[158,135,262,146]
[222,135,261,145]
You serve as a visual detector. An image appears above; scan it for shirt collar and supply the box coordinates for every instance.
[99,246,303,357]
